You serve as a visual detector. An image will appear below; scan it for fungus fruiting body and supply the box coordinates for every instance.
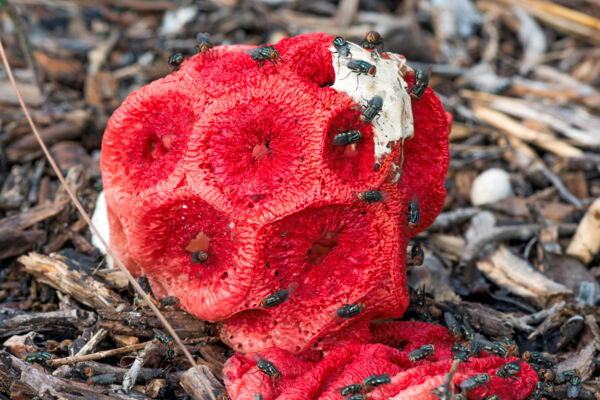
[101,32,420,348]
[100,32,538,399]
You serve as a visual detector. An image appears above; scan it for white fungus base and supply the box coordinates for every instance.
[91,191,113,268]
[330,42,414,162]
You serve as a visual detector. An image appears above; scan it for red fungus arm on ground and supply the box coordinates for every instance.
[223,322,539,400]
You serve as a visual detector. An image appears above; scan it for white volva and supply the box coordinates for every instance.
[330,41,414,161]
[91,191,113,268]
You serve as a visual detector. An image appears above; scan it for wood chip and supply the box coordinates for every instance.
[180,365,224,400]
[0,228,45,260]
[0,308,96,338]
[0,164,30,210]
[96,308,210,339]
[470,104,583,158]
[6,121,87,162]
[0,351,112,399]
[0,200,67,230]
[476,246,572,307]
[18,252,125,310]
[567,197,600,264]
[491,0,600,45]
[0,81,43,107]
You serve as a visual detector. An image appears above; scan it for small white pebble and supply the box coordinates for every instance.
[159,6,198,35]
[470,168,514,206]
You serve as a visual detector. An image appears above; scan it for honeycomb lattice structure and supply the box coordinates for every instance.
[101,33,449,355]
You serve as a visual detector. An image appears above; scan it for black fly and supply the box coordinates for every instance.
[196,32,214,58]
[344,60,376,90]
[333,129,361,146]
[333,36,352,67]
[361,31,383,50]
[410,66,431,101]
[361,31,384,58]
[407,199,420,229]
[336,301,366,319]
[360,95,383,124]
[246,45,283,73]
[408,344,435,362]
[168,53,184,70]
[355,190,383,203]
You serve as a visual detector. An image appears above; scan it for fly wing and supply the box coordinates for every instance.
[334,383,362,396]
[425,65,432,80]
[196,32,212,42]
[286,281,299,298]
[251,352,266,363]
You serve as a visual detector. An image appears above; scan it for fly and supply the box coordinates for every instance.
[246,45,283,73]
[407,199,420,228]
[408,242,424,266]
[360,95,383,124]
[496,361,521,379]
[260,283,297,308]
[355,190,383,203]
[361,31,383,51]
[252,353,282,386]
[333,36,352,67]
[336,301,366,319]
[344,60,376,90]
[410,66,431,101]
[196,32,214,58]
[168,53,184,70]
[333,129,361,146]
[459,373,489,391]
[191,250,209,264]
[408,344,435,362]
[25,352,56,364]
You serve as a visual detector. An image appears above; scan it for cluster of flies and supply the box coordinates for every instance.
[236,352,393,400]
[209,312,538,400]
[168,33,214,68]
[168,32,284,71]
[177,31,423,394]
[208,262,423,399]
[332,33,429,212]
[421,310,584,399]
[167,32,427,212]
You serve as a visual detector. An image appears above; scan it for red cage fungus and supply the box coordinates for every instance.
[101,32,538,399]
[101,32,428,347]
